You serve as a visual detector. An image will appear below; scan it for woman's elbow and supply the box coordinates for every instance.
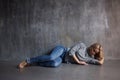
[98,61,104,65]
[98,59,104,65]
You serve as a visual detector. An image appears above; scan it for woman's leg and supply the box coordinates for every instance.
[38,57,62,67]
[18,46,66,69]
[27,45,66,64]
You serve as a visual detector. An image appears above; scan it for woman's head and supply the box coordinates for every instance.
[87,43,104,60]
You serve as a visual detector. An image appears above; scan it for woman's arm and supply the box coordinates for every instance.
[98,57,104,65]
[72,54,88,65]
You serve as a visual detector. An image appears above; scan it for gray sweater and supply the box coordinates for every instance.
[65,42,99,64]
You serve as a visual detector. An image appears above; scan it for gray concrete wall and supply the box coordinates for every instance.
[0,0,120,61]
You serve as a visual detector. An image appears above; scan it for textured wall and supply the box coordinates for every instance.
[0,0,120,61]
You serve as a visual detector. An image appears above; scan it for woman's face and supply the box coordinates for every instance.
[89,45,100,56]
[90,49,96,56]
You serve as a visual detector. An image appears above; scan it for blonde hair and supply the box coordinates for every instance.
[88,43,104,60]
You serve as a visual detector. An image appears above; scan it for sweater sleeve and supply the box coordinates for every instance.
[85,57,100,64]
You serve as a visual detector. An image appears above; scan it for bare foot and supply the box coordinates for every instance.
[18,61,28,69]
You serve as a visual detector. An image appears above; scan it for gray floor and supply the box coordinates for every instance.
[0,60,120,80]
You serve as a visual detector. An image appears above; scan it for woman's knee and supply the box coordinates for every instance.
[49,46,65,60]
[52,58,62,67]
[54,45,65,52]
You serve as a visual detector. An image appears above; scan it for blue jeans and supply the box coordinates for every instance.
[26,45,67,67]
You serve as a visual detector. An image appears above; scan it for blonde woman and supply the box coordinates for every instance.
[18,42,104,68]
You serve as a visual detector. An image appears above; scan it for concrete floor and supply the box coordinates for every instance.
[0,60,120,80]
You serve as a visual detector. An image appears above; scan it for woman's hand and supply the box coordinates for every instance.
[72,54,88,65]
[79,62,88,65]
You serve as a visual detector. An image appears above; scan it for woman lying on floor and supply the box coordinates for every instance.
[18,42,104,68]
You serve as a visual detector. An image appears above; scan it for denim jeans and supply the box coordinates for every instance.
[26,45,67,67]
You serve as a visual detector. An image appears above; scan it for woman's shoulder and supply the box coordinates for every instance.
[75,41,86,47]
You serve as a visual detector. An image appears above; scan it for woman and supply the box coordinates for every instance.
[18,42,104,69]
